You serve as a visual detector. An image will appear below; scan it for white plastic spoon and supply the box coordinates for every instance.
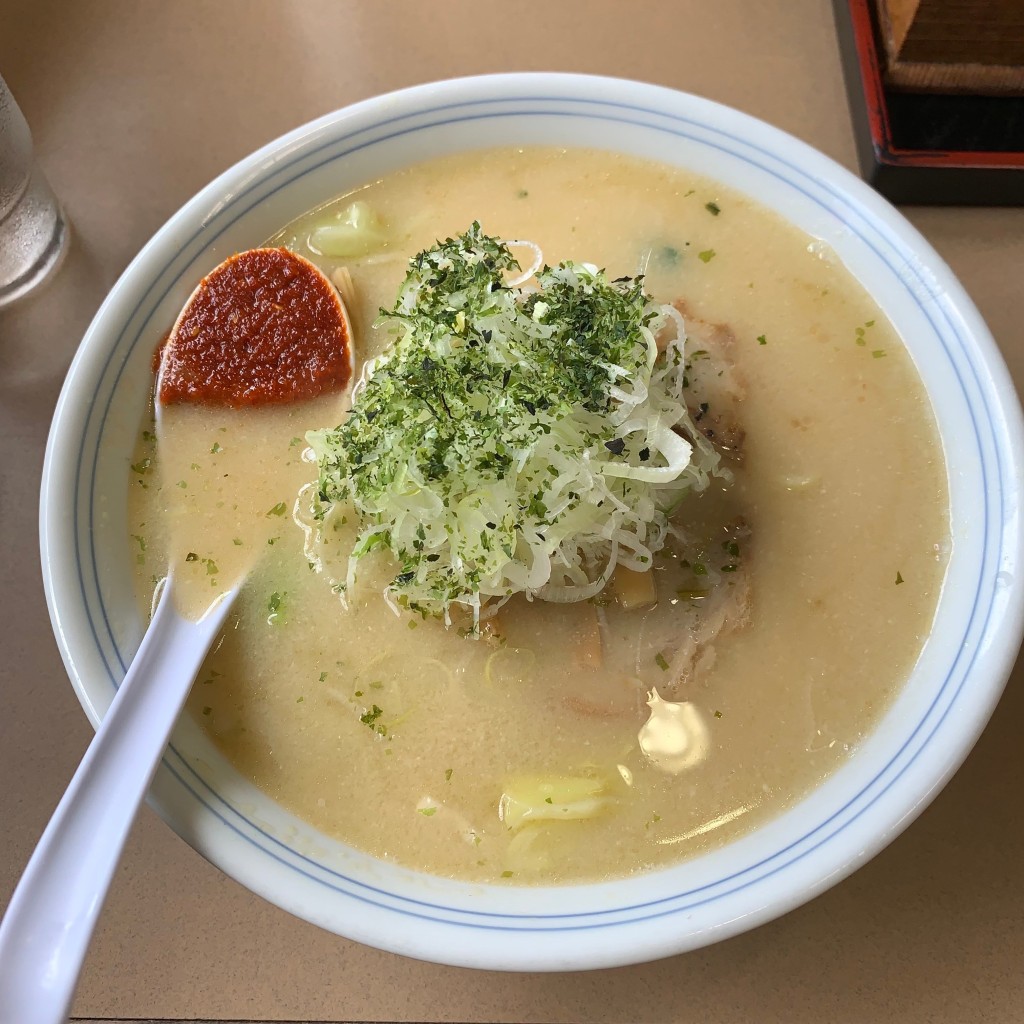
[0,580,237,1024]
[0,247,352,1024]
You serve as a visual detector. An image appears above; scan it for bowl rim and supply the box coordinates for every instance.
[39,71,1024,970]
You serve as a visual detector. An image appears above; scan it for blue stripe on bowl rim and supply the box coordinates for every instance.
[71,91,1000,930]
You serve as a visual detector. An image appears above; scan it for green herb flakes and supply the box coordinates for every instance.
[185,552,198,562]
[360,704,384,728]
[704,201,721,216]
[655,651,670,671]
[757,334,767,346]
[307,223,726,625]
[266,501,287,517]
[896,571,904,585]
[210,442,223,454]
[267,592,285,623]
[418,806,437,816]
[698,249,716,263]
[445,768,453,782]
[855,319,876,347]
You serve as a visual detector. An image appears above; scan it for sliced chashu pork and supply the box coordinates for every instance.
[664,301,751,692]
[554,302,753,715]
[674,299,746,455]
[658,518,752,696]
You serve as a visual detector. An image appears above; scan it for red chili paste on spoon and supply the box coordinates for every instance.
[157,247,351,407]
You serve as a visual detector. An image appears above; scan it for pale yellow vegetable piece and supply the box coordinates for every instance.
[503,825,553,873]
[483,646,536,688]
[330,266,357,312]
[499,775,608,832]
[309,200,385,257]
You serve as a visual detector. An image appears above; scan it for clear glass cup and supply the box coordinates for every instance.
[0,74,68,308]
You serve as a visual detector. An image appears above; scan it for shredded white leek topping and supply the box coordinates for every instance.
[308,222,726,627]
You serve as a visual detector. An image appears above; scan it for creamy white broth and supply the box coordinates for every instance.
[129,147,948,883]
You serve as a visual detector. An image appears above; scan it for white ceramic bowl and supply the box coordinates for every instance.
[41,73,1024,971]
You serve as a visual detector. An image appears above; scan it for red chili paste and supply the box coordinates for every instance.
[157,248,351,407]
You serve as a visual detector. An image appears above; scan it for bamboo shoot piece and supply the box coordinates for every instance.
[612,565,658,610]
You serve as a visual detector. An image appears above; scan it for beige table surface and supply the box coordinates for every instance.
[2,1,1024,1022]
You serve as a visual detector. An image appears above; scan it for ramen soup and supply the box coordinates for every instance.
[129,147,949,884]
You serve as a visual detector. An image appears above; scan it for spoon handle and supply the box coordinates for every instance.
[0,581,235,1024]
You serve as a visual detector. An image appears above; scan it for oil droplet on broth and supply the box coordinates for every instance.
[638,689,710,774]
